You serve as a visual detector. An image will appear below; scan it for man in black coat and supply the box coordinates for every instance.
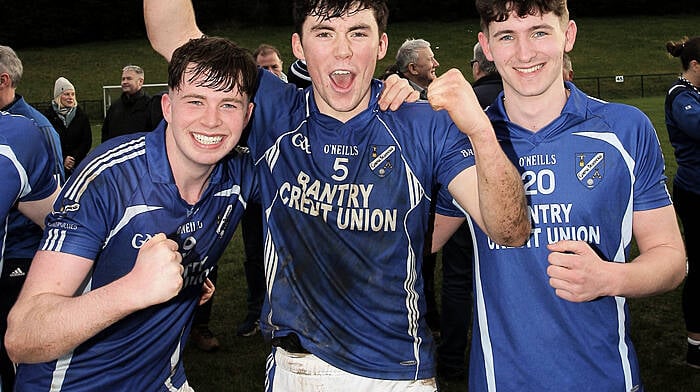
[102,65,163,142]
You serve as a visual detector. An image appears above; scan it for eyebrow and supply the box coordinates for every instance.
[181,93,244,103]
[309,21,372,33]
[493,23,555,36]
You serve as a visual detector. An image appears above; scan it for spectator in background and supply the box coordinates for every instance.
[101,65,162,142]
[253,43,288,82]
[393,38,440,99]
[470,41,503,108]
[287,59,311,88]
[43,77,92,177]
[563,52,574,81]
[0,45,65,392]
[664,35,700,369]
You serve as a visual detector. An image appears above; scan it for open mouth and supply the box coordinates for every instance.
[330,70,354,90]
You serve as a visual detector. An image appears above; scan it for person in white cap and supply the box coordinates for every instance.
[43,77,92,177]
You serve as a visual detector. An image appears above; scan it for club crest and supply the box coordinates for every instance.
[367,145,395,178]
[576,152,604,189]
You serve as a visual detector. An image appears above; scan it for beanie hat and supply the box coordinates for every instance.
[53,77,75,99]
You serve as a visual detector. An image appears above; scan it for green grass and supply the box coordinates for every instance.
[16,15,700,105]
[20,14,700,391]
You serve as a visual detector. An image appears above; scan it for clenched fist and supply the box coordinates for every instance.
[427,68,492,139]
[126,233,184,309]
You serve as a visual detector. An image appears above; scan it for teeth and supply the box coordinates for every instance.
[194,133,223,145]
[519,64,543,73]
[332,70,350,75]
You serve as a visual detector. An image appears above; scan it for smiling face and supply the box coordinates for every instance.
[162,69,253,174]
[59,90,76,108]
[292,5,388,122]
[408,46,439,88]
[479,10,576,102]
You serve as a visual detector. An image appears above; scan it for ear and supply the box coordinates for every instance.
[564,20,577,53]
[0,73,10,88]
[292,33,305,61]
[161,92,172,123]
[690,59,700,71]
[377,32,388,61]
[243,102,255,127]
[478,31,494,62]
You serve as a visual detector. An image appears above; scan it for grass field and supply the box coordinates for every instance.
[13,14,700,392]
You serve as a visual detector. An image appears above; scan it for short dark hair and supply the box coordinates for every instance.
[168,36,258,98]
[475,0,569,34]
[293,0,389,38]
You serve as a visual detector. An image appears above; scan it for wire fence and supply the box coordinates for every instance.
[31,73,679,124]
[572,73,677,100]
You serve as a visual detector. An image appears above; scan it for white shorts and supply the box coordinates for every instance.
[174,380,194,392]
[269,347,437,392]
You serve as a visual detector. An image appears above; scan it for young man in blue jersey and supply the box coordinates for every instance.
[4,37,261,392]
[0,112,60,391]
[145,0,530,390]
[457,0,687,390]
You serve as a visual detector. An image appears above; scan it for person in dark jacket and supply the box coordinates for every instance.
[664,35,700,369]
[44,77,92,177]
[470,42,504,109]
[101,65,161,142]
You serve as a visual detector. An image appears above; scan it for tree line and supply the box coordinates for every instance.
[3,0,696,49]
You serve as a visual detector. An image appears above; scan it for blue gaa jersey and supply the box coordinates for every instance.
[15,122,257,392]
[665,79,700,193]
[5,96,64,260]
[0,111,57,260]
[468,82,670,392]
[249,70,475,380]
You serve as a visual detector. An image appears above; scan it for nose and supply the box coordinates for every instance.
[515,38,536,63]
[334,36,352,59]
[201,105,222,128]
[432,58,440,68]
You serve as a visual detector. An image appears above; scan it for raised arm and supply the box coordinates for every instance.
[5,234,183,363]
[427,68,530,247]
[144,0,203,61]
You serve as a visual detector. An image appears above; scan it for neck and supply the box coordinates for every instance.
[503,85,569,132]
[681,72,699,88]
[174,171,212,205]
[0,90,16,109]
[165,131,214,205]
